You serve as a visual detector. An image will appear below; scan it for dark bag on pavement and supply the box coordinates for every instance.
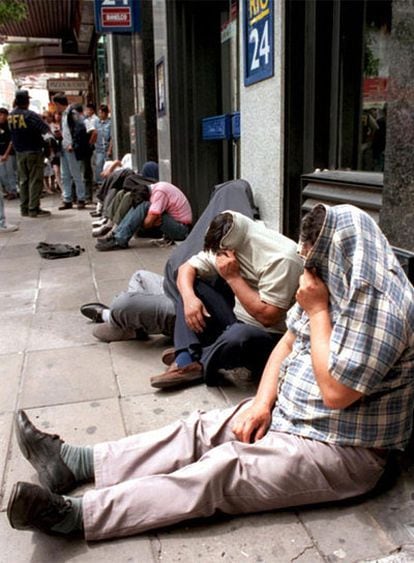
[36,242,85,260]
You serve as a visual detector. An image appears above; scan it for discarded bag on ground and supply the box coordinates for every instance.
[36,242,85,260]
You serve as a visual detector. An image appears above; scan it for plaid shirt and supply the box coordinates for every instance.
[271,205,414,450]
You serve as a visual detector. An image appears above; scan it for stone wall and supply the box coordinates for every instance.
[379,0,414,251]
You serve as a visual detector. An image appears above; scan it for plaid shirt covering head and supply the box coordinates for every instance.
[271,205,414,450]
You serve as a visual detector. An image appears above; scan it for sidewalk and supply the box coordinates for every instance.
[0,195,413,563]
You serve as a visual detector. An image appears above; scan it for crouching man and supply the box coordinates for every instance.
[8,204,413,541]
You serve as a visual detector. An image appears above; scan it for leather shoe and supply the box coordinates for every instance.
[7,481,77,535]
[58,201,73,210]
[80,302,109,323]
[95,236,128,251]
[150,362,203,389]
[15,410,76,494]
[162,347,175,366]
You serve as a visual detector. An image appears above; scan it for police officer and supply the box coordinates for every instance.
[8,90,51,217]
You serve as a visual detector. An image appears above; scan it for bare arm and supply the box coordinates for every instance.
[232,330,296,443]
[216,250,285,327]
[0,141,13,161]
[176,262,210,333]
[296,269,363,409]
[143,212,162,229]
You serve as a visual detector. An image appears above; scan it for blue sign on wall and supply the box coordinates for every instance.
[243,0,274,86]
[94,0,141,34]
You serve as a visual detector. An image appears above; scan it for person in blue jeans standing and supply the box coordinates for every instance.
[53,94,87,210]
[94,104,112,187]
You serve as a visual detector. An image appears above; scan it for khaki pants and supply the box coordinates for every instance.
[83,400,386,541]
[16,152,44,214]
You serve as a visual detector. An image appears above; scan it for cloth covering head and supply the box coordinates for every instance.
[303,204,406,306]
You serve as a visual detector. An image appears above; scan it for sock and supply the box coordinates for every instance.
[60,444,94,482]
[51,496,84,535]
[175,350,194,368]
[102,309,111,323]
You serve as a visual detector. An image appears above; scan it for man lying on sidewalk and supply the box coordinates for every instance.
[8,204,414,541]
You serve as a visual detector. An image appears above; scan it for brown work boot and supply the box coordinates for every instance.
[150,362,203,389]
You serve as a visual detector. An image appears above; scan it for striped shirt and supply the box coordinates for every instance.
[271,205,414,450]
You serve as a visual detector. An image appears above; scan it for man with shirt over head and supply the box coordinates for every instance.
[8,90,51,217]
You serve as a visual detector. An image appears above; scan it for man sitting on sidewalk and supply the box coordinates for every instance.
[150,210,303,389]
[7,204,414,541]
[95,180,192,251]
[80,179,261,345]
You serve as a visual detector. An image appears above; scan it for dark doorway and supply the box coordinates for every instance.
[166,0,230,220]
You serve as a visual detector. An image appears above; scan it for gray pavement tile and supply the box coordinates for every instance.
[121,386,227,434]
[0,242,42,258]
[0,253,42,272]
[0,515,155,563]
[0,311,32,354]
[0,269,39,290]
[109,337,178,396]
[37,252,90,269]
[0,411,13,484]
[27,310,98,351]
[1,398,125,511]
[39,264,92,288]
[36,283,97,313]
[156,512,324,563]
[298,504,398,561]
[19,344,117,408]
[363,472,414,547]
[0,288,37,312]
[92,261,137,284]
[0,353,24,412]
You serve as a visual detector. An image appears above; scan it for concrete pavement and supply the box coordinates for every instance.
[0,194,413,562]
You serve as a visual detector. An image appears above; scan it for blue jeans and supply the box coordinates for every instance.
[61,149,85,202]
[95,151,106,185]
[114,201,190,246]
[0,156,18,194]
[0,190,5,227]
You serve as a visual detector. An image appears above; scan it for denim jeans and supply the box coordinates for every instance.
[0,190,5,227]
[0,156,17,194]
[61,149,85,203]
[114,201,190,246]
[95,151,106,185]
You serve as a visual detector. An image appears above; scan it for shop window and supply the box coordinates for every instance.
[359,1,391,172]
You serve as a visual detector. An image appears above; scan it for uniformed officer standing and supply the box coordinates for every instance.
[8,90,51,217]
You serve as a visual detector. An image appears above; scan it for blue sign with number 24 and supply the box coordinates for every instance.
[244,0,274,86]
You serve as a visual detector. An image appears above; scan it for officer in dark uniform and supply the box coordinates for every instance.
[8,90,52,217]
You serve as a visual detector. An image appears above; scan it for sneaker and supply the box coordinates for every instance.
[92,217,108,228]
[77,201,85,210]
[58,201,73,210]
[95,236,128,252]
[0,224,19,233]
[92,222,112,238]
[150,237,176,248]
